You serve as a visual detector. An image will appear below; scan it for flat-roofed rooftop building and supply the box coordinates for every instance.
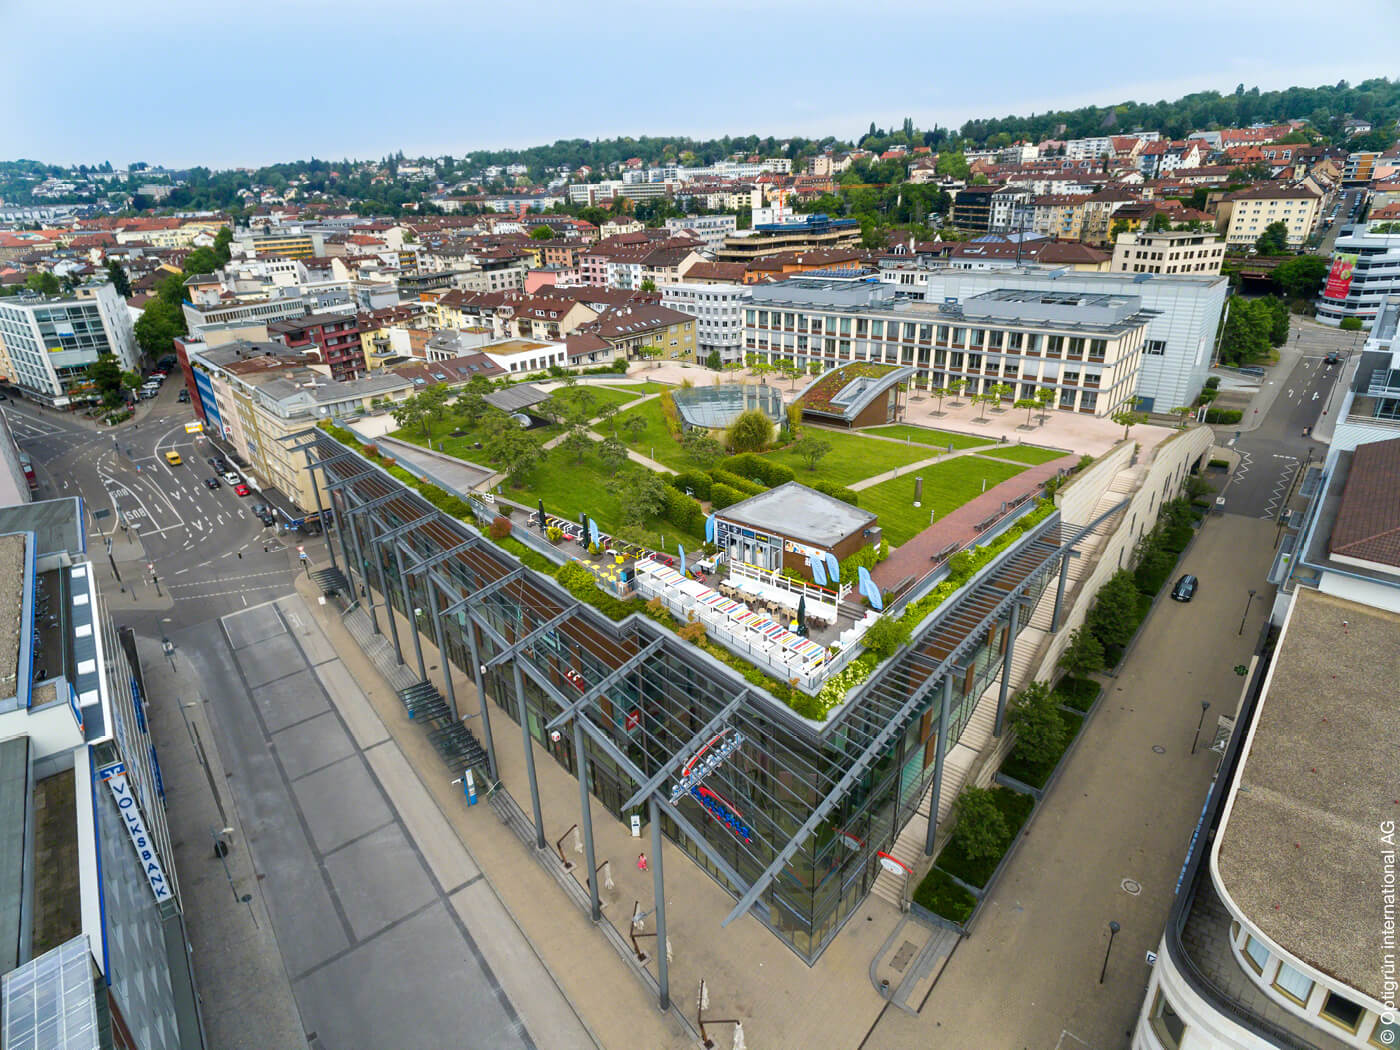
[715,481,878,575]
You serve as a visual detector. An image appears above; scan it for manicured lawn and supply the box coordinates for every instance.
[762,429,934,487]
[611,399,693,471]
[508,442,702,550]
[558,384,653,411]
[856,457,1029,545]
[863,424,993,451]
[391,420,563,462]
[974,444,1071,466]
[613,380,673,395]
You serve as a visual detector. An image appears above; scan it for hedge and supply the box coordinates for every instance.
[912,866,976,924]
[710,483,744,510]
[669,470,712,501]
[721,452,794,488]
[658,390,682,437]
[660,486,705,535]
[810,479,859,506]
[935,787,1034,888]
[710,469,765,497]
[1204,408,1243,424]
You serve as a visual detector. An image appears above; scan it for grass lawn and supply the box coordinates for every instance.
[611,399,694,471]
[557,385,654,411]
[974,445,1071,466]
[507,442,702,549]
[856,457,1029,545]
[862,424,993,451]
[391,420,563,462]
[762,429,934,487]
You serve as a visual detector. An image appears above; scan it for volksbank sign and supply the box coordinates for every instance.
[99,763,174,904]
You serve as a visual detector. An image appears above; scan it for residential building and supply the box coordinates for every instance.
[663,215,738,252]
[0,282,139,407]
[577,303,698,362]
[474,337,570,375]
[1315,224,1400,327]
[236,229,324,259]
[744,280,1150,415]
[950,185,997,232]
[945,240,1112,272]
[1133,435,1400,1049]
[683,261,750,286]
[0,497,204,1050]
[268,311,365,382]
[1111,230,1226,276]
[662,282,752,364]
[875,261,1227,411]
[713,214,861,263]
[1064,136,1116,161]
[1214,184,1322,249]
[180,289,309,339]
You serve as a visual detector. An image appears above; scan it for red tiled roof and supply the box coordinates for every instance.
[1329,437,1400,569]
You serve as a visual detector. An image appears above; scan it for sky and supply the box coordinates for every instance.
[5,0,1398,169]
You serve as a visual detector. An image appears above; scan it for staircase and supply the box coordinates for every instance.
[342,606,420,692]
[311,566,349,597]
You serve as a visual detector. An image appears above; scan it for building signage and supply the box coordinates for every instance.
[184,421,203,434]
[692,785,752,843]
[104,772,173,904]
[876,851,911,876]
[1323,253,1358,300]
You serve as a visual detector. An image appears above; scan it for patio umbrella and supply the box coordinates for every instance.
[796,594,807,637]
[588,518,603,548]
[705,513,716,543]
[537,498,546,537]
[857,566,884,611]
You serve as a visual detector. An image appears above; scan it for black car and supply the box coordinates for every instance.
[177,389,190,402]
[1324,352,1342,365]
[258,512,276,527]
[212,457,228,473]
[204,477,220,489]
[1171,574,1198,602]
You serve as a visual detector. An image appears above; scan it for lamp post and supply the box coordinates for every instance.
[1099,921,1121,984]
[1238,588,1257,635]
[1191,700,1212,755]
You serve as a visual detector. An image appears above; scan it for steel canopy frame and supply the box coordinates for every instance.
[543,638,666,730]
[482,607,579,669]
[622,689,748,811]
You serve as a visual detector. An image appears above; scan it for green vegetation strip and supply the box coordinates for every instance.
[862,424,993,451]
[757,429,934,488]
[856,458,1028,545]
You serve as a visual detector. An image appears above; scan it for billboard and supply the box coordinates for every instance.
[1323,253,1358,300]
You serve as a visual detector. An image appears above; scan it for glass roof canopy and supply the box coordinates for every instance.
[673,383,785,430]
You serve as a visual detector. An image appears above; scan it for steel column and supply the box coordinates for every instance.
[306,448,337,572]
[993,601,1020,738]
[575,720,602,921]
[425,574,461,722]
[364,514,403,664]
[345,504,380,634]
[393,543,427,681]
[512,660,548,850]
[648,796,670,1012]
[924,674,953,856]
[463,614,499,782]
[332,488,355,580]
[1050,551,1072,633]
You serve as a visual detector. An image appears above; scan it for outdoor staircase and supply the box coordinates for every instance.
[311,566,349,597]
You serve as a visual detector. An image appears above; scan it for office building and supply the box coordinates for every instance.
[1314,225,1400,328]
[661,282,751,364]
[876,260,1228,412]
[0,283,139,407]
[0,497,202,1049]
[713,215,860,263]
[664,215,738,252]
[745,280,1152,416]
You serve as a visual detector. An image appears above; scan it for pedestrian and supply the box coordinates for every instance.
[637,852,648,872]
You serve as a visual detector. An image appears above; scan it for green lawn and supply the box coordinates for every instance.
[762,429,935,487]
[391,420,563,462]
[974,445,1071,466]
[611,399,693,471]
[557,384,653,411]
[857,457,1029,545]
[507,441,702,549]
[862,424,994,451]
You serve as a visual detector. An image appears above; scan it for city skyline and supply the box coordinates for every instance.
[5,0,1397,168]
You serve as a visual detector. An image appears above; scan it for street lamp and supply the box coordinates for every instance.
[1238,588,1257,635]
[1191,700,1212,755]
[1099,921,1121,984]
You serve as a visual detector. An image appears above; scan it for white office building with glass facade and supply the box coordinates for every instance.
[0,283,139,407]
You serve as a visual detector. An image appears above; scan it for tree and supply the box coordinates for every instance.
[85,354,125,407]
[988,382,1013,409]
[951,787,1009,864]
[639,278,657,293]
[1035,387,1056,423]
[637,344,664,367]
[182,247,221,276]
[1058,627,1105,677]
[936,151,971,180]
[1169,406,1194,429]
[1339,316,1363,332]
[1111,399,1147,441]
[133,299,185,358]
[621,413,647,443]
[1014,397,1039,428]
[1086,570,1141,650]
[617,469,666,525]
[598,436,629,474]
[104,259,131,299]
[1254,220,1290,256]
[861,615,911,658]
[705,350,722,371]
[529,225,553,240]
[120,370,142,394]
[561,424,593,464]
[790,434,832,471]
[681,428,723,468]
[212,226,233,264]
[25,272,60,296]
[1272,255,1328,299]
[947,378,968,403]
[487,425,545,487]
[1007,681,1067,767]
[725,409,774,452]
[929,386,949,415]
[452,375,492,430]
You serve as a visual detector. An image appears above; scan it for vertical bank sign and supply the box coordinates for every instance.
[1323,253,1358,300]
[99,763,174,904]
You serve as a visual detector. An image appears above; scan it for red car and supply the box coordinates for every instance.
[234,483,251,496]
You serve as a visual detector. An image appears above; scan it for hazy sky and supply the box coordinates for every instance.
[5,0,1397,169]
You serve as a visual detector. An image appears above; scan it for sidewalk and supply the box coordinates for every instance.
[293,561,907,1050]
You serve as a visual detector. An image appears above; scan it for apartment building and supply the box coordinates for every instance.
[663,214,738,252]
[950,185,997,231]
[577,303,697,362]
[662,282,752,364]
[1314,224,1400,327]
[0,282,140,406]
[0,498,203,1050]
[744,280,1150,415]
[875,260,1227,411]
[1111,230,1226,276]
[268,311,365,381]
[1214,184,1322,249]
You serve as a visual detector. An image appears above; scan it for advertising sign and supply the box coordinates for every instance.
[1323,253,1358,300]
[104,771,174,904]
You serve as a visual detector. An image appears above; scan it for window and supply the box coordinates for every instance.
[1372,1018,1400,1048]
[871,319,884,338]
[1149,990,1187,1049]
[1143,339,1166,356]
[1320,990,1364,1033]
[1272,960,1313,1006]
[1242,935,1269,974]
[1046,335,1063,355]
[970,328,985,349]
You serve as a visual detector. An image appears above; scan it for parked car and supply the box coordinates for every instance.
[177,389,190,403]
[204,477,220,489]
[221,471,241,485]
[1171,574,1198,602]
[258,511,276,526]
[1324,352,1342,365]
[234,483,251,497]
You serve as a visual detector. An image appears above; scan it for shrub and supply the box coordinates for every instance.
[546,525,563,543]
[669,470,713,501]
[678,615,707,643]
[1204,408,1243,424]
[710,469,765,496]
[1204,376,1220,390]
[937,788,1033,888]
[861,615,911,659]
[1208,458,1230,469]
[489,515,513,539]
[1007,681,1067,768]
[1055,675,1100,712]
[1087,570,1142,651]
[658,390,682,437]
[951,787,1010,864]
[725,409,774,452]
[721,452,794,488]
[1339,316,1363,332]
[912,867,976,924]
[660,486,705,535]
[1057,627,1104,677]
[709,482,744,510]
[810,479,858,505]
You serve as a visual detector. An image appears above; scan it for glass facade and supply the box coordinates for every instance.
[320,438,1067,963]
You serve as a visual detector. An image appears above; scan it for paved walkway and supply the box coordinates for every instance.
[866,513,1278,1050]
